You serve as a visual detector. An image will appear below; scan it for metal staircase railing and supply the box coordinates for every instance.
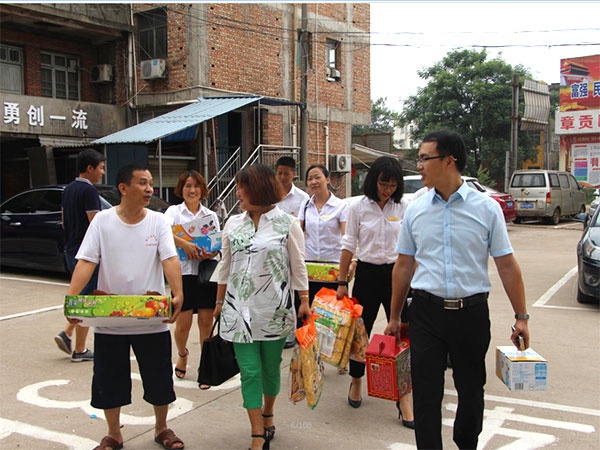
[207,145,301,224]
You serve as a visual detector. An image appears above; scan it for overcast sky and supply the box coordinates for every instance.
[370,1,600,111]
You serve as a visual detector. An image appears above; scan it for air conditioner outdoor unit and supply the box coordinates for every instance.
[330,154,351,173]
[90,64,113,83]
[326,67,341,81]
[141,59,166,80]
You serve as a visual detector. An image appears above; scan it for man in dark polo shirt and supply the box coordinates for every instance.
[54,148,105,362]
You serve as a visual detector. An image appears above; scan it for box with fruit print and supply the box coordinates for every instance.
[305,261,340,283]
[64,295,171,326]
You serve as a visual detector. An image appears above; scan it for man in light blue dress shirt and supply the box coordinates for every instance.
[385,130,530,450]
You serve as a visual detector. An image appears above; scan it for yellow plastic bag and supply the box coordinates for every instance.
[289,317,324,409]
[311,287,363,367]
[349,317,368,363]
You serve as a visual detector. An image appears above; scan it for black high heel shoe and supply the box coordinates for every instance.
[262,413,275,444]
[347,382,362,408]
[396,401,415,429]
[249,432,269,450]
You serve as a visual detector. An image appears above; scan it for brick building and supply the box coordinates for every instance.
[0,3,371,203]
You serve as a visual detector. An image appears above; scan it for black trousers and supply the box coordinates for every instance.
[348,261,398,378]
[410,290,491,450]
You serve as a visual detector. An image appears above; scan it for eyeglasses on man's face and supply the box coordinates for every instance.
[416,154,446,165]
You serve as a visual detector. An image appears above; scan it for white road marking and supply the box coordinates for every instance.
[444,389,600,417]
[0,305,63,321]
[0,275,69,287]
[532,266,578,307]
[17,379,195,425]
[0,417,97,449]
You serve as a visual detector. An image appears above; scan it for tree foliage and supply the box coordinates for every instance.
[399,49,538,184]
[353,97,399,134]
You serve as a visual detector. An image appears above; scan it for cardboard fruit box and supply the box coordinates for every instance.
[366,334,412,401]
[65,295,171,327]
[496,346,548,391]
[306,261,339,282]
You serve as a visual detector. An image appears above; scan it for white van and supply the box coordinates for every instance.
[508,170,586,224]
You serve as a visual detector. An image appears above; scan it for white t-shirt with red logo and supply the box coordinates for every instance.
[76,207,177,335]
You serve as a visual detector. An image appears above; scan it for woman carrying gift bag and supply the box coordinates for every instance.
[164,170,220,387]
[214,164,311,450]
[336,156,414,428]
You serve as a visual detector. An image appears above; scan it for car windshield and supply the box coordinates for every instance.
[592,210,600,227]
[512,173,546,188]
[404,178,423,193]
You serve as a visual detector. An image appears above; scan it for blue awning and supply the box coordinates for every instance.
[92,96,263,145]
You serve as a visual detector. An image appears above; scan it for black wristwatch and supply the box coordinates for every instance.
[515,313,530,320]
[337,280,348,287]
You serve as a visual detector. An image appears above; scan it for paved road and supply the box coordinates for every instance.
[0,220,598,449]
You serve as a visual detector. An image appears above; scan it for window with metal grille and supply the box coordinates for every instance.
[0,44,24,94]
[41,51,80,100]
[137,8,167,60]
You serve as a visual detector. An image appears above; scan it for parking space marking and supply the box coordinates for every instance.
[0,275,68,287]
[531,265,595,312]
[17,379,195,425]
[0,305,63,321]
[445,388,600,418]
[0,417,98,449]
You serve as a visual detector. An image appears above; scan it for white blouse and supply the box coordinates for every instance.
[299,193,347,262]
[341,196,408,265]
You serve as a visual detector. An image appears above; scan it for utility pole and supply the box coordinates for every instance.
[299,3,309,180]
[506,73,521,189]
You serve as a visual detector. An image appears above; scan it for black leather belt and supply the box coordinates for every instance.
[413,290,488,310]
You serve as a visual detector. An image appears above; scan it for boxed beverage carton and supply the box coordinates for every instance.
[366,333,412,401]
[306,261,339,282]
[311,288,362,368]
[496,346,547,391]
[65,295,171,327]
[172,215,222,260]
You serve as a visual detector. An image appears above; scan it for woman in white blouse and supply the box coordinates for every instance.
[336,156,414,428]
[164,171,220,387]
[214,164,310,450]
[299,164,348,301]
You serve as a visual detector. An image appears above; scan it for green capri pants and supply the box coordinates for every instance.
[233,338,286,410]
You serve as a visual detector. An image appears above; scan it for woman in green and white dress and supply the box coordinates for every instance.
[214,164,310,450]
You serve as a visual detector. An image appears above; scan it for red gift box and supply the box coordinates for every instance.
[366,333,412,401]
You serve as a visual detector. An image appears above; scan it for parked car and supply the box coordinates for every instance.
[589,189,599,219]
[508,169,587,225]
[402,175,517,222]
[0,185,170,273]
[576,206,600,304]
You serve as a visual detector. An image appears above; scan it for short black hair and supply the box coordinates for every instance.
[363,156,404,203]
[276,156,297,171]
[116,164,149,189]
[305,164,330,182]
[76,148,105,174]
[421,130,467,173]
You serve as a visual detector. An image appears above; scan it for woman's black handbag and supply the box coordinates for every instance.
[197,258,218,285]
[197,319,240,387]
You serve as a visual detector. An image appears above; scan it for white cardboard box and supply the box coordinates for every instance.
[496,346,548,391]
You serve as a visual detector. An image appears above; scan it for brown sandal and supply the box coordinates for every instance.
[174,349,189,379]
[93,435,123,450]
[154,428,184,449]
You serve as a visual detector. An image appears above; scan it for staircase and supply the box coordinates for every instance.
[206,144,300,224]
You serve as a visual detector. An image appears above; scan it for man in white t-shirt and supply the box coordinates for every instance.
[66,165,184,450]
[275,156,310,348]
